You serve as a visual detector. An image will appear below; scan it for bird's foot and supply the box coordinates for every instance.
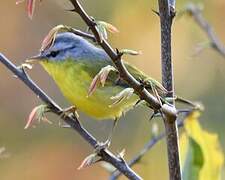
[60,106,79,119]
[94,140,111,153]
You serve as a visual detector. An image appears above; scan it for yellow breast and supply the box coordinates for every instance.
[40,60,138,120]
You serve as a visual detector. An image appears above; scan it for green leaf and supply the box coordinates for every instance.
[109,88,134,107]
[180,111,224,180]
[97,21,119,33]
[96,23,108,40]
[24,104,51,129]
[77,153,101,170]
[182,136,204,180]
[120,49,142,56]
[96,21,119,40]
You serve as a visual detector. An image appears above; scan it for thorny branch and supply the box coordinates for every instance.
[158,0,182,180]
[0,54,142,180]
[185,3,225,58]
[69,0,178,124]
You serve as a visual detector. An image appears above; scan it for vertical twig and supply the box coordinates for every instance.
[158,0,182,180]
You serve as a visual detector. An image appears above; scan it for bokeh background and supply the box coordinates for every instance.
[0,0,224,179]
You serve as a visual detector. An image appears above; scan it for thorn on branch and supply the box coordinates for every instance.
[151,9,160,16]
[117,149,126,161]
[134,99,144,107]
[115,48,123,60]
[67,8,76,12]
[149,110,159,121]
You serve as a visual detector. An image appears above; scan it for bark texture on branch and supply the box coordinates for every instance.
[158,0,182,180]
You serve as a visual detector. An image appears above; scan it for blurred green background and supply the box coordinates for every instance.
[0,0,224,179]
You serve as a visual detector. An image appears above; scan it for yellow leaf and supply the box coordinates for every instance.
[180,133,189,167]
[180,111,224,180]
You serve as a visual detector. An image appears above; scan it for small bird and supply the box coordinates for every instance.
[27,32,166,146]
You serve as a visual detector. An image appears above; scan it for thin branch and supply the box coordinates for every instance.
[110,133,164,180]
[67,27,96,42]
[110,112,189,180]
[159,0,175,96]
[186,3,225,58]
[158,0,182,180]
[0,53,142,180]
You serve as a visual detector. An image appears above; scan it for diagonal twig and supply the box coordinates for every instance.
[66,27,96,41]
[110,132,165,180]
[69,0,178,118]
[0,53,141,180]
[185,3,225,58]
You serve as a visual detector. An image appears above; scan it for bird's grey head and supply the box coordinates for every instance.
[33,32,108,62]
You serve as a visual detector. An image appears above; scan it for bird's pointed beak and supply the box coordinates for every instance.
[25,54,46,63]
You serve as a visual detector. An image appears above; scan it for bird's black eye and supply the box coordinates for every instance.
[48,50,59,58]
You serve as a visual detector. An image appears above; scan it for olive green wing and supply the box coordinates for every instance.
[111,61,167,96]
[82,57,167,95]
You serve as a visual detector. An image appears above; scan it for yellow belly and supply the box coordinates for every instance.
[41,60,138,120]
